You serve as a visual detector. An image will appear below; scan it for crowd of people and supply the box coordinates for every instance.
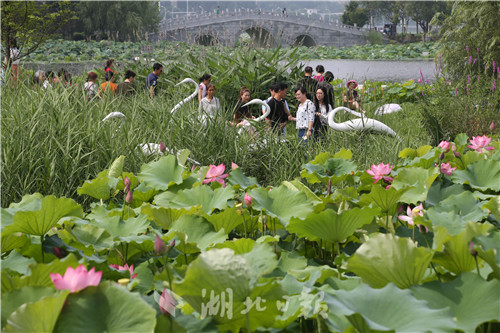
[5,57,363,143]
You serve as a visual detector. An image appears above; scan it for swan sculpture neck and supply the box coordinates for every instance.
[242,99,270,122]
[170,78,199,114]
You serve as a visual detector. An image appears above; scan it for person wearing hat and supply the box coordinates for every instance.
[343,80,363,112]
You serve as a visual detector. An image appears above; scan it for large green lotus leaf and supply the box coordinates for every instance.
[1,233,29,254]
[405,148,440,168]
[5,196,83,236]
[484,196,500,223]
[107,155,125,178]
[129,182,158,204]
[323,283,455,332]
[91,214,149,240]
[53,281,156,333]
[277,251,307,274]
[451,158,500,191]
[1,286,57,328]
[289,265,338,286]
[174,247,283,332]
[205,206,244,232]
[282,180,322,207]
[217,279,285,332]
[241,243,279,288]
[324,158,357,177]
[248,186,314,227]
[425,182,465,207]
[391,167,439,204]
[476,231,500,280]
[215,238,255,254]
[227,167,260,189]
[154,186,235,215]
[411,273,500,332]
[167,215,227,251]
[287,207,378,244]
[129,261,154,294]
[141,204,189,229]
[359,185,404,214]
[70,224,114,251]
[432,222,491,274]
[347,234,433,288]
[426,192,488,236]
[77,170,114,200]
[4,290,69,332]
[1,194,42,231]
[173,248,252,311]
[138,155,185,191]
[1,250,36,275]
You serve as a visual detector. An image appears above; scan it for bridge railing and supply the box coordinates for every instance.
[161,9,369,34]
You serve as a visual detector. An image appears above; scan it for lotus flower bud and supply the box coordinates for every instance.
[490,122,495,131]
[244,193,252,207]
[231,162,239,170]
[155,235,167,255]
[469,242,477,257]
[169,239,175,248]
[53,247,65,259]
[453,151,461,158]
[439,152,445,160]
[123,176,131,194]
[125,190,133,204]
[159,142,166,153]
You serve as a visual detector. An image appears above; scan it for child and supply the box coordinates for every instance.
[343,80,363,112]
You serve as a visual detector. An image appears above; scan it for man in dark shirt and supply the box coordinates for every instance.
[265,82,294,133]
[145,63,163,98]
[298,66,318,100]
[117,70,137,97]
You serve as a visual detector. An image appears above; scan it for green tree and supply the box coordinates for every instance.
[435,1,500,78]
[341,1,368,27]
[404,1,450,40]
[1,1,75,65]
[72,1,160,41]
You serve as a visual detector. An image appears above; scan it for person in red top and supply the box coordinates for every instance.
[104,59,116,74]
[99,71,117,96]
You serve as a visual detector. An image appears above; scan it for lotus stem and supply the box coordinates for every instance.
[40,235,44,263]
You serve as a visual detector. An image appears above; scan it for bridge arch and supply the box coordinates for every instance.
[195,34,218,46]
[291,34,317,47]
[236,26,276,48]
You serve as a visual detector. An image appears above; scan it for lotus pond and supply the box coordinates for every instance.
[1,135,499,332]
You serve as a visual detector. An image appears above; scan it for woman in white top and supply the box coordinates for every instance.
[197,74,211,103]
[294,86,315,142]
[198,83,220,119]
[83,72,99,100]
[313,86,333,141]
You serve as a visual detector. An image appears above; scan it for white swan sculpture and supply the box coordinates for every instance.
[102,111,126,122]
[235,99,270,135]
[138,143,200,165]
[328,107,400,138]
[169,78,199,114]
[374,103,402,115]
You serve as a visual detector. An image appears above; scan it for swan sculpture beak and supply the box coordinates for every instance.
[242,99,270,122]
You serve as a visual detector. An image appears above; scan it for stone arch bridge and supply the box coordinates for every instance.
[156,10,383,48]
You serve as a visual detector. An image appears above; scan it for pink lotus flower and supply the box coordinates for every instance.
[438,141,457,154]
[468,135,494,153]
[366,163,393,184]
[398,204,424,226]
[110,263,137,279]
[244,193,252,207]
[203,164,228,186]
[159,288,176,316]
[50,265,102,292]
[154,235,167,255]
[231,162,239,170]
[440,162,457,175]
